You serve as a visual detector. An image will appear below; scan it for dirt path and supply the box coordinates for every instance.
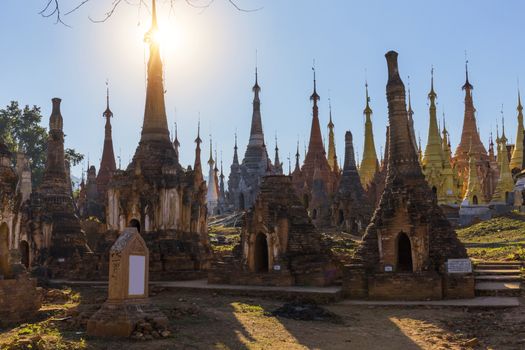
[1,286,524,349]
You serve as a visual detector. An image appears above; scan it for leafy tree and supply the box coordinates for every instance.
[65,148,84,167]
[0,101,84,187]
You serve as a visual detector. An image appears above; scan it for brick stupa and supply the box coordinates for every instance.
[345,51,473,301]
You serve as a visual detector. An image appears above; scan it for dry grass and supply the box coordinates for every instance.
[456,211,525,261]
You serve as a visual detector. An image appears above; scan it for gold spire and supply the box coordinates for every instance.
[359,81,379,187]
[141,0,170,142]
[510,89,524,170]
[440,113,461,203]
[491,125,514,204]
[326,97,338,172]
[463,138,484,205]
[423,67,444,168]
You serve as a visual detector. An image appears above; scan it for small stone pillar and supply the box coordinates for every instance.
[87,227,168,337]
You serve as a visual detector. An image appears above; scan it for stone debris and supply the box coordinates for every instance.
[270,301,342,323]
[130,318,171,341]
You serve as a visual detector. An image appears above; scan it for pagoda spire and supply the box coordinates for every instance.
[206,136,219,214]
[219,156,225,200]
[44,98,66,181]
[173,122,180,158]
[407,77,418,154]
[326,98,338,173]
[248,66,264,147]
[232,132,239,165]
[305,67,326,167]
[510,88,524,170]
[328,98,339,173]
[294,141,301,172]
[384,51,422,177]
[97,82,117,193]
[455,59,487,160]
[492,116,514,204]
[141,0,170,142]
[423,67,444,169]
[193,120,203,183]
[462,138,484,205]
[359,81,379,187]
[274,135,282,174]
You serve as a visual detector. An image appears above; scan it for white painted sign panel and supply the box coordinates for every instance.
[447,259,472,274]
[128,255,146,296]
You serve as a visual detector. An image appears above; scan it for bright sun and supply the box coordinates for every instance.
[146,22,183,53]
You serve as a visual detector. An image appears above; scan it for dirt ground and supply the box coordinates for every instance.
[1,286,524,350]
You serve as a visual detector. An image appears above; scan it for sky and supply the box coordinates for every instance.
[1,0,525,180]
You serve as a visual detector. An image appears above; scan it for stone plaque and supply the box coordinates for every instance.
[447,259,472,274]
[128,255,146,296]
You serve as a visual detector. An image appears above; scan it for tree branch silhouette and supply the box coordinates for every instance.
[39,0,262,25]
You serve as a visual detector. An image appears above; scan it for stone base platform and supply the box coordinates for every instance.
[87,299,168,337]
[51,279,343,303]
[339,296,520,308]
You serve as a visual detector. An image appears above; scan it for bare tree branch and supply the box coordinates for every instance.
[39,0,71,26]
[40,0,262,25]
[227,0,262,12]
[89,0,125,23]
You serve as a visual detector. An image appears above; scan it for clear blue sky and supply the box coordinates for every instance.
[1,0,524,180]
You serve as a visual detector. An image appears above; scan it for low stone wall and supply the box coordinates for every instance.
[443,274,475,299]
[0,277,42,326]
[367,272,443,301]
[342,264,368,299]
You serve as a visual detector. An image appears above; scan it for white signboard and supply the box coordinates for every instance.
[447,259,472,274]
[273,265,281,271]
[128,255,146,296]
[384,265,393,272]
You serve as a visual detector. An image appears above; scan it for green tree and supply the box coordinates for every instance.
[65,148,84,167]
[0,101,83,187]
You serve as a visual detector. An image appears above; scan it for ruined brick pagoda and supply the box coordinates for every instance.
[331,131,372,234]
[104,0,209,279]
[30,98,88,274]
[95,85,117,220]
[209,175,337,287]
[453,63,498,202]
[292,70,338,226]
[345,51,473,301]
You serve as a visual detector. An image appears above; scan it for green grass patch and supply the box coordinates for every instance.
[457,212,525,261]
[231,302,265,314]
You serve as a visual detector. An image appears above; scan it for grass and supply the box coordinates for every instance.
[231,302,265,314]
[456,211,525,261]
[208,224,241,255]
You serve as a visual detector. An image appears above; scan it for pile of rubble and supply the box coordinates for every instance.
[130,318,172,341]
[270,301,342,323]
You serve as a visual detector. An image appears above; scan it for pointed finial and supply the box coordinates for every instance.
[501,104,507,139]
[234,131,238,149]
[252,59,260,93]
[106,79,110,109]
[195,118,202,145]
[463,53,473,90]
[275,133,278,151]
[208,135,214,164]
[103,80,113,118]
[518,82,523,111]
[428,66,437,100]
[310,61,320,103]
